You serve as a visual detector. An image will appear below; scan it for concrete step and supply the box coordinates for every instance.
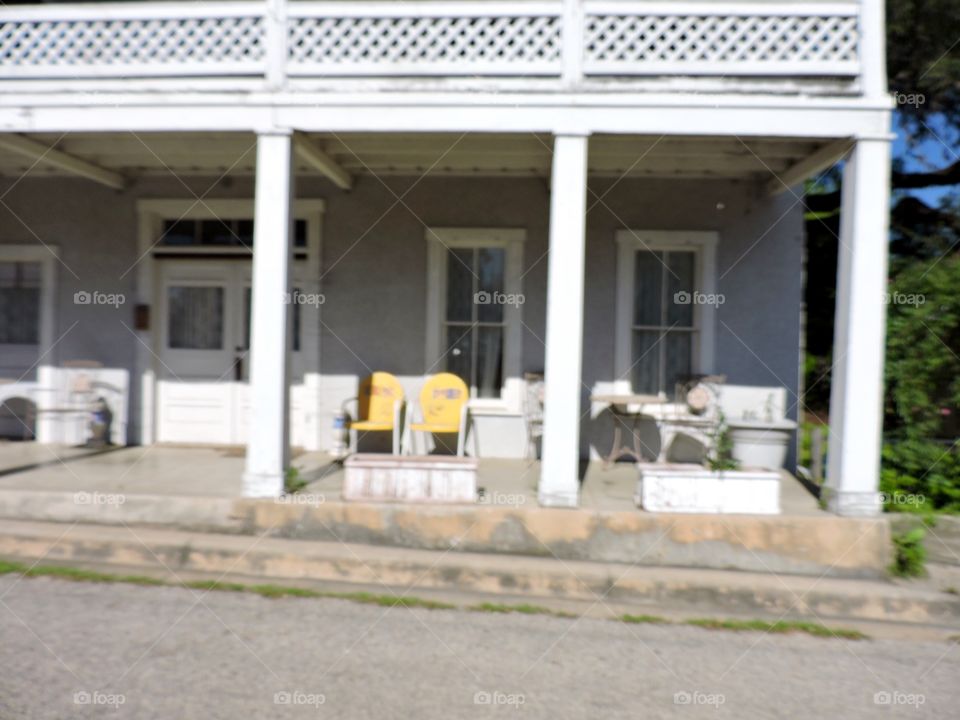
[0,519,956,634]
[0,488,892,578]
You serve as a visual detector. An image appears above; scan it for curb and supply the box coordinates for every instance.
[0,519,956,628]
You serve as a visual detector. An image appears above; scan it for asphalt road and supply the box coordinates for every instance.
[0,576,956,719]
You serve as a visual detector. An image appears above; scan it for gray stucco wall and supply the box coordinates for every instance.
[0,172,802,458]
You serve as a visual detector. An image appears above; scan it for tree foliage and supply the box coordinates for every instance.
[804,2,960,509]
[887,0,960,133]
[881,256,960,511]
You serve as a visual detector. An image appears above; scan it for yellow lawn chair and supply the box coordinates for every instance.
[407,373,472,456]
[343,372,405,455]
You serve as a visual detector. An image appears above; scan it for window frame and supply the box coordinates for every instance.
[425,228,525,414]
[614,230,719,396]
[0,245,58,368]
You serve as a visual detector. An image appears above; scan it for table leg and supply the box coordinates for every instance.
[604,423,623,469]
[630,415,645,462]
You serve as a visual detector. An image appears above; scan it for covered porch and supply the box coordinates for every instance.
[0,128,890,515]
[0,442,820,516]
[0,441,893,580]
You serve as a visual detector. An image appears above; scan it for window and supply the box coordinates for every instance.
[444,247,506,398]
[631,250,696,395]
[160,219,307,249]
[615,231,718,398]
[0,261,41,345]
[426,229,524,409]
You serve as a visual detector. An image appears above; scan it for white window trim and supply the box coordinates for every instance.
[0,244,58,361]
[614,230,718,395]
[136,199,324,258]
[425,227,525,414]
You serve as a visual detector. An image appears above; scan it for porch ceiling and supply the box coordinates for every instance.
[0,132,828,184]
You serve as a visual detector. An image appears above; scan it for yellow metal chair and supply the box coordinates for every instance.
[407,373,472,456]
[344,372,405,455]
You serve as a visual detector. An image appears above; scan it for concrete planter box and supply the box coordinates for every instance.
[636,463,780,515]
[343,454,477,504]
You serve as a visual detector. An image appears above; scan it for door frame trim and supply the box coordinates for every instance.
[135,198,324,445]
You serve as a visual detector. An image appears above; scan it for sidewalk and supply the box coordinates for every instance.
[1,519,957,640]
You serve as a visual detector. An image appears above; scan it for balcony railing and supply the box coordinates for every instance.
[0,1,862,84]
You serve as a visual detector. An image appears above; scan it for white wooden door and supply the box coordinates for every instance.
[155,261,248,444]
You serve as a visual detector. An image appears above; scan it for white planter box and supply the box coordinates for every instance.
[343,454,477,504]
[727,419,797,470]
[636,463,780,515]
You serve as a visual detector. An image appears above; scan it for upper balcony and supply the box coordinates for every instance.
[0,1,874,97]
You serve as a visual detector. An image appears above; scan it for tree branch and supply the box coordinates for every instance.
[893,158,960,189]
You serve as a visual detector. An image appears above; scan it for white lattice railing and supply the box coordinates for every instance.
[0,3,266,78]
[0,1,863,83]
[288,3,563,76]
[582,2,861,76]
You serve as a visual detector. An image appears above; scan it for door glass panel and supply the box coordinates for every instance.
[168,286,224,349]
[665,251,695,327]
[631,330,660,395]
[476,326,504,398]
[0,261,40,344]
[633,250,662,326]
[243,287,251,350]
[446,249,474,323]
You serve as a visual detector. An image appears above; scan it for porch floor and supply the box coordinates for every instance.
[0,442,822,515]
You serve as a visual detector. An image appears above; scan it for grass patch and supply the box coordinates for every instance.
[0,560,28,575]
[0,560,164,587]
[330,591,455,610]
[469,602,574,618]
[685,618,866,640]
[184,580,247,593]
[0,558,451,610]
[620,613,670,625]
[251,584,322,599]
[0,558,870,640]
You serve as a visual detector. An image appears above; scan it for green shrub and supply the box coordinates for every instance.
[707,412,740,472]
[881,441,960,513]
[284,467,308,494]
[889,528,927,578]
[883,255,960,512]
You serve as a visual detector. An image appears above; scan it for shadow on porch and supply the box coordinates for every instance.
[0,442,820,515]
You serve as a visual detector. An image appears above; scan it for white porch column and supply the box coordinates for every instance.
[242,130,295,497]
[825,138,892,516]
[538,133,589,507]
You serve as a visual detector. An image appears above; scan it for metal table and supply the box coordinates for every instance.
[590,393,667,467]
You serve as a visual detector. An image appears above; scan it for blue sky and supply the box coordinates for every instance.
[892,111,959,207]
